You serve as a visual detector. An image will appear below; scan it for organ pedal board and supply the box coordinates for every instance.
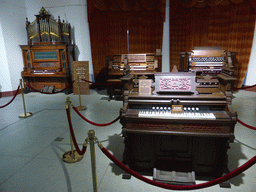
[153,169,196,185]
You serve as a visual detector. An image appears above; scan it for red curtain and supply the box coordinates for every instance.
[128,11,163,54]
[170,0,256,87]
[88,0,165,82]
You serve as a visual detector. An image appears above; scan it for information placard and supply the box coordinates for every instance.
[139,79,152,95]
[73,61,89,95]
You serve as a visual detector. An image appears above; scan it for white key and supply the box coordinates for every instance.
[138,111,216,120]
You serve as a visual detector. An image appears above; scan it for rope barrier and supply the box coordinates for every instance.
[66,107,88,155]
[0,85,20,108]
[98,144,256,190]
[234,84,256,91]
[237,119,256,131]
[72,106,120,126]
[81,79,121,86]
[26,81,74,94]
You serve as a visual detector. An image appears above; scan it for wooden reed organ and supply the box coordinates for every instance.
[120,69,237,185]
[106,53,162,100]
[20,7,74,92]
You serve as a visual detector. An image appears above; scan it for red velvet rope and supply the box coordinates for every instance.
[100,147,256,190]
[26,81,74,94]
[0,85,20,108]
[81,79,121,85]
[237,119,256,131]
[234,84,256,91]
[66,107,87,155]
[72,106,120,126]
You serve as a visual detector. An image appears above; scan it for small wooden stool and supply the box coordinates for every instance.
[107,79,122,100]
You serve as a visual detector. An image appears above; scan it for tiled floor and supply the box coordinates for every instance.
[0,89,255,192]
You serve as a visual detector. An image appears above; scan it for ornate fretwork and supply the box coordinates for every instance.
[38,7,50,17]
[25,7,71,45]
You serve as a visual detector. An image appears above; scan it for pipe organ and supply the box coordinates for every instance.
[20,7,74,92]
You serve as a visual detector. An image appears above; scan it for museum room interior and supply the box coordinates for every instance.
[0,0,255,191]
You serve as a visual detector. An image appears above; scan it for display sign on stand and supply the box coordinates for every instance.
[73,61,90,95]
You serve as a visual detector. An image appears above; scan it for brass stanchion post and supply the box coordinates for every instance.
[76,75,87,111]
[88,130,98,192]
[19,79,33,118]
[62,97,84,163]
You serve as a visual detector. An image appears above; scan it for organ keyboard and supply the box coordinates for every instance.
[120,70,237,182]
[189,50,225,75]
[138,111,216,120]
[123,92,234,136]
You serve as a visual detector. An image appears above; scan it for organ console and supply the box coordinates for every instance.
[106,53,162,100]
[20,7,74,93]
[120,66,237,186]
[107,53,162,76]
[180,48,237,78]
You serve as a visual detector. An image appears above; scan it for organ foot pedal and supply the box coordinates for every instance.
[153,168,196,185]
[219,172,231,188]
[122,165,132,179]
[41,85,55,93]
